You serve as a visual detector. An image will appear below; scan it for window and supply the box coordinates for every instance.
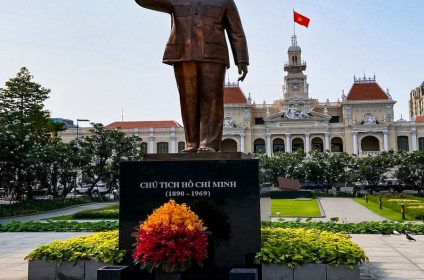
[178,142,185,153]
[397,136,409,152]
[141,142,148,154]
[419,137,424,151]
[329,116,340,123]
[254,139,266,154]
[255,118,264,125]
[273,139,285,154]
[157,142,169,154]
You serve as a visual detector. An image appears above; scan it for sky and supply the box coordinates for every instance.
[0,0,423,126]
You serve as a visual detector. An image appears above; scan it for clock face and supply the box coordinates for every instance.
[291,83,300,91]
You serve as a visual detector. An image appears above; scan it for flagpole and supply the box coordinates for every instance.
[293,9,296,36]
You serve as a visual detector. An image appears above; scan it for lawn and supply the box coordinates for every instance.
[271,199,321,217]
[51,204,119,220]
[354,197,416,222]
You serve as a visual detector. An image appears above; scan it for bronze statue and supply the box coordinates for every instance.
[135,0,249,153]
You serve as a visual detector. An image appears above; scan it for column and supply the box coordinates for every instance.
[148,128,155,154]
[352,132,358,155]
[412,129,418,151]
[383,131,389,151]
[266,134,272,157]
[240,133,245,153]
[305,134,310,154]
[285,134,291,153]
[170,127,176,153]
[324,132,330,152]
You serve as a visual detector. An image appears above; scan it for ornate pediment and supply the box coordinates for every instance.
[264,110,331,123]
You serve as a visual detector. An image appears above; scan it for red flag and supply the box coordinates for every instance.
[294,11,310,28]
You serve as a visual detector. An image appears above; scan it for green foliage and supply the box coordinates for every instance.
[25,230,126,264]
[271,199,321,217]
[0,197,94,217]
[0,220,118,232]
[396,151,424,194]
[255,228,368,267]
[262,220,424,235]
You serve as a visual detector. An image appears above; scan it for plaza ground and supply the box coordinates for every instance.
[0,198,423,279]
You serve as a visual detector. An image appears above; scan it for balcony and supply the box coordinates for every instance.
[362,151,380,157]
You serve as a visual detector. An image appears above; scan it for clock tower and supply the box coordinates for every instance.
[283,35,309,101]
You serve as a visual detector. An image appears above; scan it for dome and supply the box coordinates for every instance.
[421,80,424,87]
[288,45,301,52]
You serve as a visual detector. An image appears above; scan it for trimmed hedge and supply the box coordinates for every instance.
[72,205,119,219]
[25,230,125,263]
[367,194,424,220]
[256,227,368,268]
[0,220,118,232]
[262,220,424,235]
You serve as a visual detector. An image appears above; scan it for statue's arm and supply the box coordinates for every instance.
[224,0,249,80]
[135,0,172,13]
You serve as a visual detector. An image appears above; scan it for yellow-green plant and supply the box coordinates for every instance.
[256,228,368,268]
[25,230,126,263]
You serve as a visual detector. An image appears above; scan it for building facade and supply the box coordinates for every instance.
[59,36,424,155]
[410,81,424,119]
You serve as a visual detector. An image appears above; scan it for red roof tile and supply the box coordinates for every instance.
[224,86,248,104]
[106,121,182,129]
[347,83,389,101]
[416,116,424,123]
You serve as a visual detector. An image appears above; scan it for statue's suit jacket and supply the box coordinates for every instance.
[135,0,249,67]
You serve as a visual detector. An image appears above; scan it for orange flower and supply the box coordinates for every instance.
[141,200,206,232]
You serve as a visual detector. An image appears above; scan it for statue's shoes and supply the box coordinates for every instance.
[181,147,198,153]
[197,147,217,153]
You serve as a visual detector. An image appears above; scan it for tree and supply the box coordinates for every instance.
[0,67,54,200]
[79,123,144,197]
[258,150,305,187]
[396,151,424,194]
[352,151,397,193]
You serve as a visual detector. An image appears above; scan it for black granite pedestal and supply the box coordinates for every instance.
[119,153,261,280]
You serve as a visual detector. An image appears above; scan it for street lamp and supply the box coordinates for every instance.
[76,119,90,140]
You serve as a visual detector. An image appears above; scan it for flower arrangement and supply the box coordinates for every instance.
[133,200,208,273]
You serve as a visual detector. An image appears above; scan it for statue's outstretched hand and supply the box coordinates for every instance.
[237,63,248,82]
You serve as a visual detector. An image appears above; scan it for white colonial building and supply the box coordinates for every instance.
[59,36,424,155]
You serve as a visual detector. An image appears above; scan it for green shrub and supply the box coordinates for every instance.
[256,227,368,267]
[262,220,424,235]
[0,197,95,217]
[25,230,126,263]
[0,220,118,232]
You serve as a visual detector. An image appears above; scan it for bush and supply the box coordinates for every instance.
[25,230,126,263]
[0,220,118,232]
[0,197,94,217]
[255,227,368,268]
[262,220,424,235]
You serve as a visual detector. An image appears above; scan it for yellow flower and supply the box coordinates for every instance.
[141,200,206,232]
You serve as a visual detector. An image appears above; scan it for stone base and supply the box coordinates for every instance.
[262,264,360,280]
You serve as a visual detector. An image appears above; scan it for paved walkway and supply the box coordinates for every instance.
[0,202,118,224]
[352,234,424,279]
[0,232,91,280]
[270,197,387,223]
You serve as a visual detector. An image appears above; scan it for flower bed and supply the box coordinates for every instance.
[256,228,367,268]
[368,194,424,219]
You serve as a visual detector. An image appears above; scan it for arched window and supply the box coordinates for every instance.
[292,137,304,152]
[157,142,169,154]
[272,138,285,154]
[311,137,323,152]
[254,138,266,154]
[397,136,409,152]
[221,139,238,152]
[178,142,185,153]
[331,137,343,153]
[361,136,380,152]
[418,137,424,151]
[141,142,148,154]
